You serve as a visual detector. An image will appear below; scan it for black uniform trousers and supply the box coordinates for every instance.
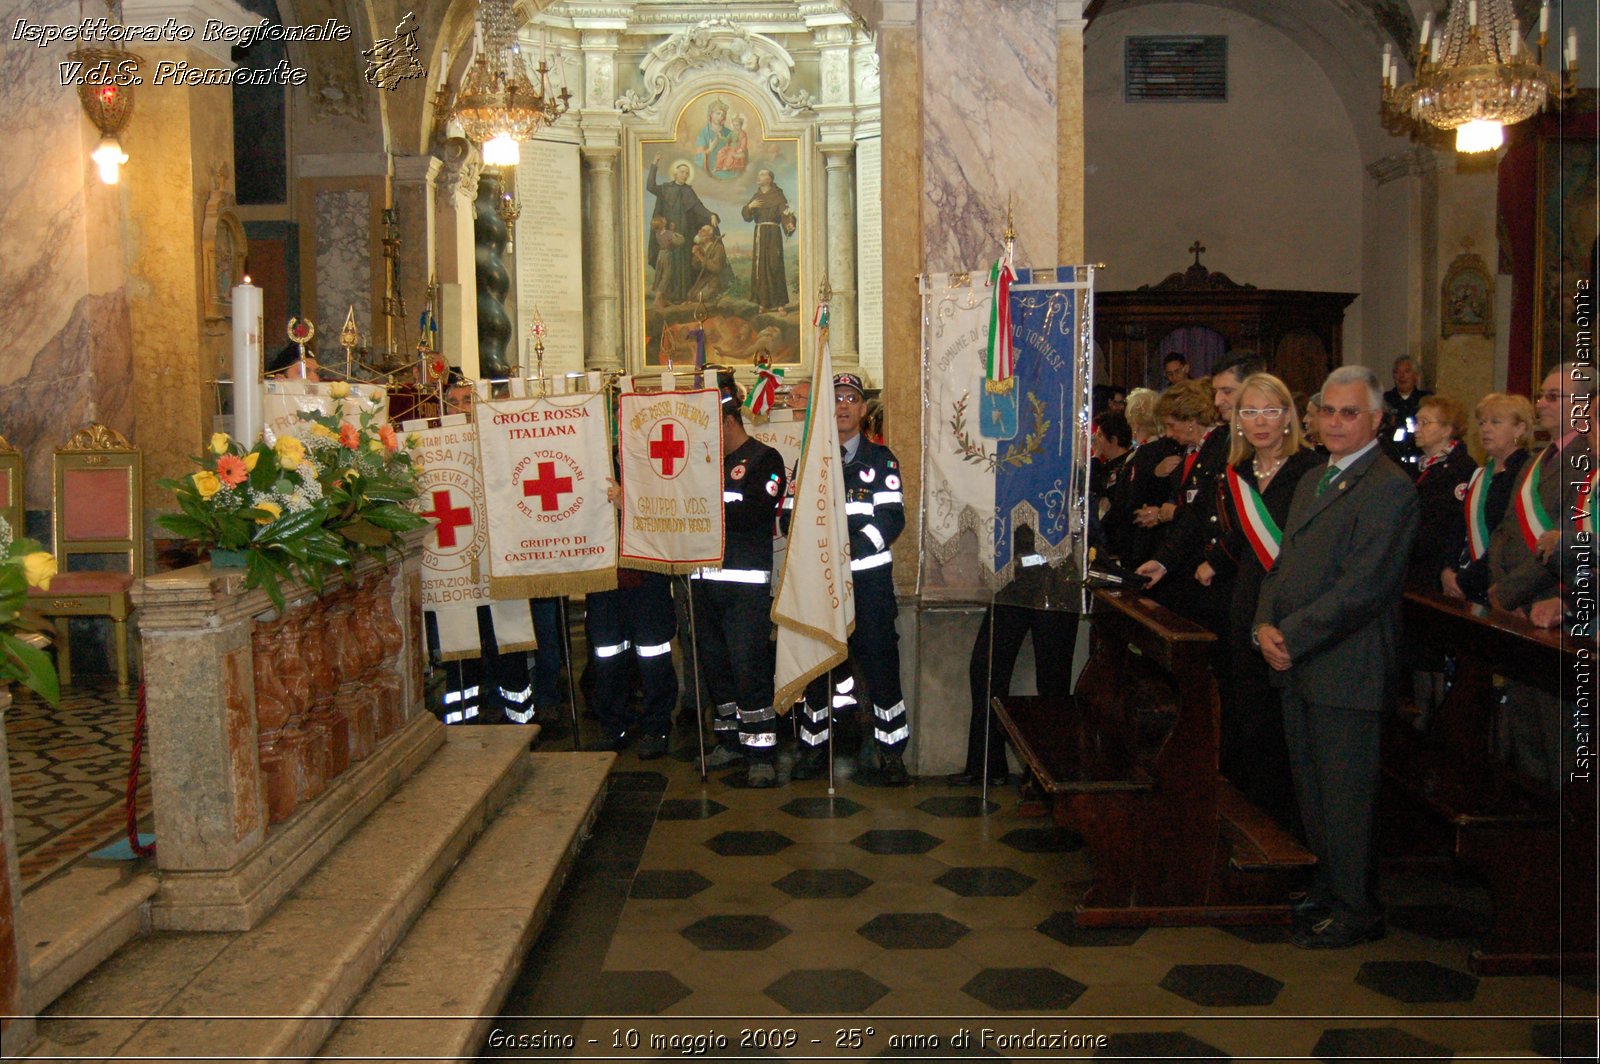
[691,577,778,763]
[1282,694,1383,923]
[848,568,907,754]
[586,573,679,743]
[429,605,536,724]
[964,604,1077,778]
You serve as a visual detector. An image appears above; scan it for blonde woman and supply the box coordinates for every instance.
[1112,386,1184,565]
[1442,393,1534,604]
[1203,372,1323,830]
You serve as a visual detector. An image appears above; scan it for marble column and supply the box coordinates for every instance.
[821,143,860,375]
[390,155,441,365]
[583,147,623,373]
[1057,5,1087,262]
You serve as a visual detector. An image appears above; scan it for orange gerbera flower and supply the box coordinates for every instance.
[216,454,249,486]
[379,424,399,452]
[339,422,360,449]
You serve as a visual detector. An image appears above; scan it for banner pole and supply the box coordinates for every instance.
[557,596,581,752]
[681,575,709,782]
[981,588,998,810]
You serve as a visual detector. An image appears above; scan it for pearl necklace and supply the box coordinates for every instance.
[1252,454,1286,483]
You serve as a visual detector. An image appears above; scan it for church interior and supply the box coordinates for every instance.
[1,0,1597,1059]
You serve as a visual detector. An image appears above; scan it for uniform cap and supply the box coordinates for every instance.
[833,372,866,398]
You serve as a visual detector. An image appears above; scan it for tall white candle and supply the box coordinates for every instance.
[1540,3,1549,35]
[1382,43,1392,81]
[231,279,264,445]
[1420,13,1432,46]
[1469,1,1477,28]
[1511,21,1521,56]
[1568,26,1578,66]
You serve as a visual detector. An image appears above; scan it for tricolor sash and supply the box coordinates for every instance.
[1463,460,1494,561]
[1577,468,1597,536]
[1512,448,1555,551]
[1225,465,1281,571]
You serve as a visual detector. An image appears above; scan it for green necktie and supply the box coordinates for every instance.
[1315,465,1341,497]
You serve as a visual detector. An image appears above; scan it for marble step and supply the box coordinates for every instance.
[24,725,535,1062]
[317,752,614,1061]
[23,864,159,1013]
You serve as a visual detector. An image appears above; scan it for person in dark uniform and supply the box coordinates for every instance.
[791,373,910,785]
[1198,372,1322,832]
[691,373,788,785]
[1406,395,1476,589]
[1113,388,1179,566]
[1381,355,1432,471]
[949,524,1078,788]
[1441,393,1534,605]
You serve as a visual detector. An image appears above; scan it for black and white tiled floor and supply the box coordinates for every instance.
[482,735,1599,1061]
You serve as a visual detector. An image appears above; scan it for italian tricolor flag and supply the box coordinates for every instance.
[986,252,1016,382]
[1577,468,1597,536]
[1226,466,1282,571]
[1512,448,1554,552]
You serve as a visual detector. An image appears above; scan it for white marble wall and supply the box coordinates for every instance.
[314,190,372,348]
[0,0,134,507]
[920,0,1058,272]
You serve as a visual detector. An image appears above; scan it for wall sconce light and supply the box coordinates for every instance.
[71,54,140,184]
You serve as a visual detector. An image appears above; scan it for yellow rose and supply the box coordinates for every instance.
[328,381,351,399]
[367,438,384,454]
[209,432,232,455]
[255,501,283,524]
[310,423,338,441]
[405,432,422,450]
[20,551,56,591]
[275,435,306,470]
[192,470,222,499]
[244,451,260,471]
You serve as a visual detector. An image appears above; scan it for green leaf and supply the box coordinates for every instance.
[1,632,59,706]
[337,519,393,547]
[363,505,427,532]
[254,506,326,545]
[156,514,211,539]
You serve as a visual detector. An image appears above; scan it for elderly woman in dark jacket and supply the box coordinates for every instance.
[1441,393,1534,605]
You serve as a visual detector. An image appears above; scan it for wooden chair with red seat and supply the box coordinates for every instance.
[28,424,143,693]
[0,434,23,540]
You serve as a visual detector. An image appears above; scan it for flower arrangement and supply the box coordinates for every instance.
[0,516,60,705]
[158,397,427,610]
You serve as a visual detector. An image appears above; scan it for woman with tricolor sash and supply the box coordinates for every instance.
[1198,372,1321,833]
[1441,394,1533,606]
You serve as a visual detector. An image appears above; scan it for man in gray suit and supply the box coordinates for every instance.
[1255,365,1421,949]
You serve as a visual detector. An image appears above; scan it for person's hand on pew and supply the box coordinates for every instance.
[1535,529,1561,563]
[1195,561,1215,587]
[1440,568,1464,600]
[1528,597,1565,629]
[1135,560,1167,587]
[1486,583,1507,613]
[1255,624,1292,671]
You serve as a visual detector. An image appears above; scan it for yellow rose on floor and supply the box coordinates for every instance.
[21,551,56,590]
[209,432,232,455]
[255,501,283,524]
[192,470,222,499]
[328,381,350,399]
[275,435,306,470]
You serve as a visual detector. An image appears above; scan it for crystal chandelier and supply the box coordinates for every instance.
[448,0,570,167]
[1382,0,1578,154]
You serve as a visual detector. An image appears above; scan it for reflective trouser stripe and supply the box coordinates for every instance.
[692,568,770,584]
[873,701,909,748]
[443,685,481,705]
[504,703,536,723]
[594,641,630,658]
[798,702,830,745]
[636,641,673,657]
[713,700,739,736]
[442,706,481,724]
[850,551,893,571]
[1019,553,1047,567]
[739,705,777,749]
[501,686,532,704]
[835,676,855,694]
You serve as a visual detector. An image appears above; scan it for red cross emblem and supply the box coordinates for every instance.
[523,461,575,512]
[649,420,688,480]
[421,489,473,548]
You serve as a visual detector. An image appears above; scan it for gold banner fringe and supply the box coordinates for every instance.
[437,648,481,663]
[623,558,711,576]
[495,636,539,655]
[490,568,617,599]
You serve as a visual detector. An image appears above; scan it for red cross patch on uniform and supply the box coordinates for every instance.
[860,467,876,483]
[1454,482,1468,501]
[730,462,747,480]
[765,477,780,496]
[885,474,900,491]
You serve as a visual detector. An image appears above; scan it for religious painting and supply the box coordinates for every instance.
[640,89,803,369]
[1534,135,1598,378]
[1441,247,1493,337]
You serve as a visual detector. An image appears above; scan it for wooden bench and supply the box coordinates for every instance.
[994,589,1313,927]
[1384,589,1595,976]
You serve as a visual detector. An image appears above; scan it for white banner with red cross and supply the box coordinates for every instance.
[475,391,617,597]
[616,388,725,574]
[409,417,537,661]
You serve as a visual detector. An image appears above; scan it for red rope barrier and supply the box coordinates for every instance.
[125,682,156,858]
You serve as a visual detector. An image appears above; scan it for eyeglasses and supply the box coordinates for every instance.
[835,391,861,405]
[1237,407,1286,420]
[1537,390,1564,402]
[1321,405,1375,421]
[1414,417,1445,428]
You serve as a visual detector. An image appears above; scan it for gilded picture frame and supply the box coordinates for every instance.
[1441,250,1493,337]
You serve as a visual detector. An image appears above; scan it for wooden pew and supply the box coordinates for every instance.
[994,589,1313,927]
[1386,589,1596,976]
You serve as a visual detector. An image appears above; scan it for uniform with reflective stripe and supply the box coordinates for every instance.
[586,571,679,743]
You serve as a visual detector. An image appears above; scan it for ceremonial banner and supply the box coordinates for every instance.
[919,265,1095,599]
[410,417,536,660]
[476,391,617,597]
[617,388,725,573]
[772,336,855,711]
[262,379,388,442]
[749,406,807,571]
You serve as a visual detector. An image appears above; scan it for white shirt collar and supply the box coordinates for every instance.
[841,434,862,462]
[1329,438,1379,473]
